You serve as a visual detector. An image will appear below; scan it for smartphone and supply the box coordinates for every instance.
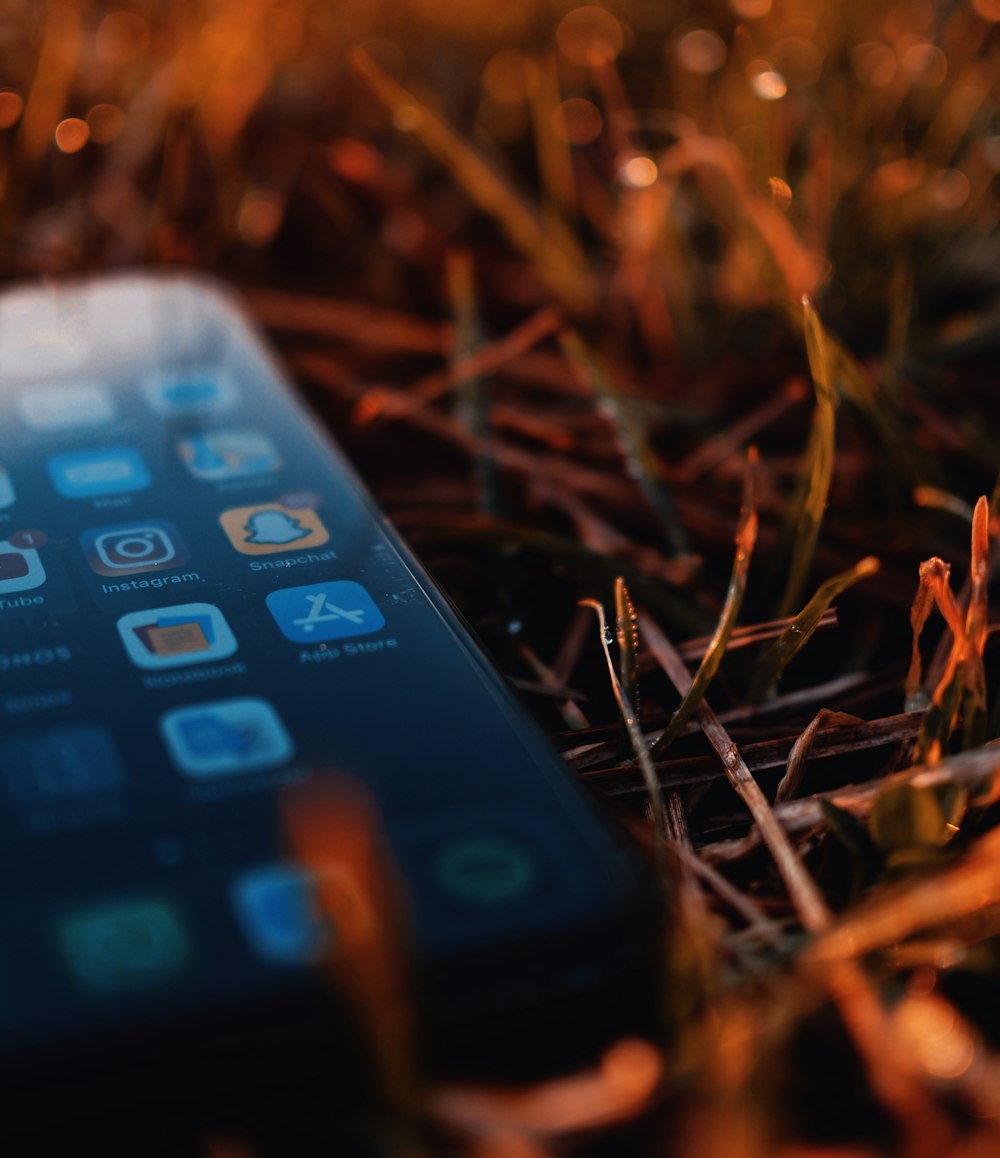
[0,276,658,1146]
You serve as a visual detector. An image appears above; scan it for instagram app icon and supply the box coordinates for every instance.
[81,520,190,578]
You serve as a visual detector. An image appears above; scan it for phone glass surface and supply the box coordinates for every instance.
[0,277,641,1060]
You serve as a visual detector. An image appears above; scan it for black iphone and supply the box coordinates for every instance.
[0,276,657,1149]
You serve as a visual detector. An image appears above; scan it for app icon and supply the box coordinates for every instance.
[59,898,188,994]
[0,539,45,594]
[265,580,384,644]
[142,369,237,415]
[18,384,117,430]
[47,447,151,499]
[431,835,539,906]
[0,468,14,510]
[231,864,332,967]
[81,519,189,577]
[219,502,329,556]
[0,726,125,804]
[160,697,294,778]
[117,603,237,670]
[177,429,281,482]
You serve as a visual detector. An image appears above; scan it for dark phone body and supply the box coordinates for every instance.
[0,276,659,1145]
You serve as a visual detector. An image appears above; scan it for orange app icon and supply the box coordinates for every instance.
[219,502,329,555]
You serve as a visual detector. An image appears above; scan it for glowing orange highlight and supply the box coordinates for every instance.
[86,103,125,144]
[621,156,658,188]
[0,91,23,129]
[54,117,89,153]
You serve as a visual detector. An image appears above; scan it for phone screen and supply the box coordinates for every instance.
[0,278,637,1058]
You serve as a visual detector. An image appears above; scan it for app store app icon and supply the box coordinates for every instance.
[81,519,190,577]
[266,580,384,644]
[117,603,237,670]
[160,697,294,778]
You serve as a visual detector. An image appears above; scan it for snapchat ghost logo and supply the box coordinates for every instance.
[245,510,308,546]
[220,503,329,555]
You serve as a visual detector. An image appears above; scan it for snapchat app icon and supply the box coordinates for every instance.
[219,502,329,555]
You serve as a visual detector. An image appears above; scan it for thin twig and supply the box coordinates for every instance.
[638,611,832,935]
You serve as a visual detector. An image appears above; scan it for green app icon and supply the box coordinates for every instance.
[59,899,189,994]
[431,835,539,906]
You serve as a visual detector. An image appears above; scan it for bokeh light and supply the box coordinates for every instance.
[620,155,658,188]
[95,10,149,66]
[676,29,727,75]
[552,98,603,146]
[54,118,89,154]
[86,104,125,145]
[238,192,284,247]
[730,0,772,16]
[556,6,624,67]
[749,65,788,100]
[895,995,975,1081]
[483,50,538,104]
[0,91,23,129]
[900,40,948,86]
[852,41,897,87]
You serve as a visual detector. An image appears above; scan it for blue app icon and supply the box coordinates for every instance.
[142,370,237,415]
[0,726,126,804]
[47,447,151,499]
[178,430,281,481]
[231,864,332,967]
[265,580,385,645]
[160,697,294,778]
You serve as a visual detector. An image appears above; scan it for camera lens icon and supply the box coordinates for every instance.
[96,529,174,570]
[82,520,190,578]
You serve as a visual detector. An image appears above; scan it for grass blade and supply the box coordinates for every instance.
[445,249,500,516]
[559,328,688,555]
[916,499,991,763]
[777,297,839,617]
[649,448,759,760]
[350,48,596,314]
[614,576,639,719]
[580,597,669,866]
[749,556,881,704]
